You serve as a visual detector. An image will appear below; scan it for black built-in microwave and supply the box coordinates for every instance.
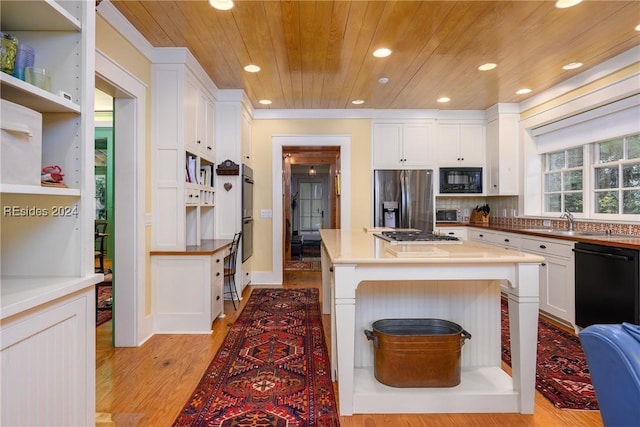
[439,167,483,194]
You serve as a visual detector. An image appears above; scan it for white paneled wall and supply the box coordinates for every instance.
[355,280,502,369]
[1,291,92,426]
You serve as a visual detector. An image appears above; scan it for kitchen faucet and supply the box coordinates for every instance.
[560,210,575,231]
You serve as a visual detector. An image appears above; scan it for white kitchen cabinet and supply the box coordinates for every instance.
[520,236,575,325]
[1,1,97,422]
[492,230,521,250]
[436,122,485,166]
[1,286,95,427]
[152,243,230,333]
[372,121,434,169]
[211,250,225,322]
[152,61,217,250]
[486,105,519,195]
[241,108,253,166]
[467,228,498,244]
[435,226,467,240]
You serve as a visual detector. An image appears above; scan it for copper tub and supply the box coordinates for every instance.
[364,318,471,388]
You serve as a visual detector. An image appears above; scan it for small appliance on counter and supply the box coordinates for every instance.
[436,209,461,223]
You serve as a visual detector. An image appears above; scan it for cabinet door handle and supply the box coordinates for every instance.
[216,272,220,277]
[216,295,220,300]
[539,245,547,249]
[207,146,212,150]
[541,263,546,267]
[216,258,220,263]
[479,234,484,238]
[197,140,201,144]
[504,239,510,243]
[1,121,33,137]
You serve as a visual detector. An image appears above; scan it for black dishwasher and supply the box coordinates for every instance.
[574,242,639,328]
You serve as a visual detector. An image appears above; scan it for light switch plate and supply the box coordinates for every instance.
[260,209,273,218]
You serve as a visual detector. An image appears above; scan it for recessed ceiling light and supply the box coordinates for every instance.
[378,77,389,84]
[244,64,261,73]
[635,24,640,32]
[352,99,365,105]
[437,97,450,103]
[516,88,532,95]
[373,48,392,58]
[259,99,272,105]
[478,63,497,71]
[555,0,582,8]
[562,62,583,70]
[209,0,234,10]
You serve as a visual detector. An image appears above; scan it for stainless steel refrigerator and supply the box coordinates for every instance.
[373,169,434,232]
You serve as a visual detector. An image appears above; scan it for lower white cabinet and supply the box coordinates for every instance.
[1,286,95,426]
[520,237,575,325]
[467,227,575,326]
[211,252,224,322]
[152,245,229,333]
[467,228,497,244]
[435,226,467,240]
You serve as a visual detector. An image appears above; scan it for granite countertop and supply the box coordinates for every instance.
[320,229,544,264]
[438,222,640,250]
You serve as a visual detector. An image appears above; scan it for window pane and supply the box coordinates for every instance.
[595,167,618,189]
[544,194,561,212]
[628,135,640,160]
[595,191,619,213]
[545,172,561,192]
[563,170,582,191]
[622,190,640,214]
[567,147,583,168]
[300,183,310,198]
[546,152,565,171]
[597,139,623,163]
[301,199,311,215]
[622,163,640,188]
[564,193,583,213]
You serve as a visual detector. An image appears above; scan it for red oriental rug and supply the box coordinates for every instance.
[501,298,598,410]
[96,285,112,327]
[173,288,340,426]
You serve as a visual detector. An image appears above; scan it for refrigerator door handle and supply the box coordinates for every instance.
[400,170,408,229]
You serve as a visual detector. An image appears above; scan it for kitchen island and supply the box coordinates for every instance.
[320,229,544,416]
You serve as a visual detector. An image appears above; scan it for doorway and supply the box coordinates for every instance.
[271,136,351,285]
[282,146,340,265]
[96,50,149,346]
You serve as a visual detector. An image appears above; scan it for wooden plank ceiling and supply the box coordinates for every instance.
[110,0,640,110]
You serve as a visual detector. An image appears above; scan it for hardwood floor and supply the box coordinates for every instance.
[96,271,603,426]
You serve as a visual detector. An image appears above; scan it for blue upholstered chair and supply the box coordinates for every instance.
[579,323,640,427]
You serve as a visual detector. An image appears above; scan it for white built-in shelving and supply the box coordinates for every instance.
[0,1,97,425]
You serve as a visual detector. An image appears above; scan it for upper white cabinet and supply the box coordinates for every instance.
[372,121,434,169]
[1,1,97,425]
[241,108,252,166]
[152,61,217,250]
[486,104,519,195]
[436,122,485,166]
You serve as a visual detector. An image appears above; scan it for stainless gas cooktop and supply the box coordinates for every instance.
[375,230,461,244]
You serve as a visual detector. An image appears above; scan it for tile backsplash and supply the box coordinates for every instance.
[436,195,640,236]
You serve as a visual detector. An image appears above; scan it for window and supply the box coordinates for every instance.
[543,147,584,214]
[593,134,640,215]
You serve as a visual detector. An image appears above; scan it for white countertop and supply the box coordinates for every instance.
[1,274,103,320]
[320,229,544,264]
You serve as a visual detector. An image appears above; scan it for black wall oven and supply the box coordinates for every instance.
[241,164,254,262]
